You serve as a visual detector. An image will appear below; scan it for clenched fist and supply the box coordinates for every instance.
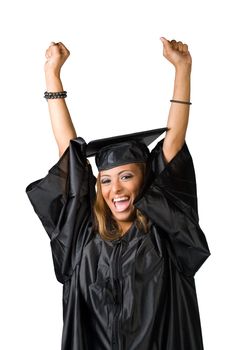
[44,42,70,76]
[160,37,192,70]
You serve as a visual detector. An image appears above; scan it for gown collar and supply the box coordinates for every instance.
[109,222,146,245]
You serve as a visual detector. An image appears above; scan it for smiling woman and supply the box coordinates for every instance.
[26,39,210,350]
[94,162,147,239]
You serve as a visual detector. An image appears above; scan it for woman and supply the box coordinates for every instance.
[26,38,210,350]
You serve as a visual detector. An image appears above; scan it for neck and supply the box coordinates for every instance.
[118,221,133,235]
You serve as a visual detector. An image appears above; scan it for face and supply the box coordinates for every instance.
[100,163,144,228]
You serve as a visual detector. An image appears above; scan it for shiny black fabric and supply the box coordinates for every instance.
[86,127,167,157]
[26,137,210,350]
[95,140,150,170]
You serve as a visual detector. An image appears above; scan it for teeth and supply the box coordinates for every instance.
[113,197,129,202]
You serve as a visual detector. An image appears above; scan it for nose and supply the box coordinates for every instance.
[111,179,123,194]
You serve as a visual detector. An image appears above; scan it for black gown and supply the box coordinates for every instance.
[26,137,210,350]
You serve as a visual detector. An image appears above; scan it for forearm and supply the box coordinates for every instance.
[45,72,77,157]
[163,66,191,161]
[167,66,191,140]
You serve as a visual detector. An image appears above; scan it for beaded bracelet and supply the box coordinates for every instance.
[170,99,192,105]
[44,91,67,100]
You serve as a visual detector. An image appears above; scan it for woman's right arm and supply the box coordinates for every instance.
[44,42,77,157]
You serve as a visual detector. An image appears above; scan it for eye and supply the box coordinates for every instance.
[100,178,111,185]
[121,174,133,181]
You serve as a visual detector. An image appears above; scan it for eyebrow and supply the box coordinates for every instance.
[100,169,133,177]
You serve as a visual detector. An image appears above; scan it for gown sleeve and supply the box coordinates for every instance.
[135,138,210,277]
[26,137,96,284]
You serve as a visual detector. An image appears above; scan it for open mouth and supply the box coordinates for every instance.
[112,196,131,212]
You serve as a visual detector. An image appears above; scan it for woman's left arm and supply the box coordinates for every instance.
[160,37,192,163]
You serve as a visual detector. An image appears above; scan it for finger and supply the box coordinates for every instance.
[50,43,62,54]
[182,44,188,53]
[170,40,178,50]
[160,37,171,50]
[177,41,183,52]
[57,42,70,55]
[57,42,67,49]
[46,42,57,54]
[45,48,51,59]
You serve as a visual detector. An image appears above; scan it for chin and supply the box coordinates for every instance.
[113,209,136,223]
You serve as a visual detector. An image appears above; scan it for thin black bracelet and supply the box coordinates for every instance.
[44,91,67,100]
[170,99,192,105]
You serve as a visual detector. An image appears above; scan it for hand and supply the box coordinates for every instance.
[160,37,192,71]
[44,42,70,76]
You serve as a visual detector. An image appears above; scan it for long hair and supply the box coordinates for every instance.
[93,163,149,241]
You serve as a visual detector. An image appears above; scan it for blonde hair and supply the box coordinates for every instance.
[93,163,149,241]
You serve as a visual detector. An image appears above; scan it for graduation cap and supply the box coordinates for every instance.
[86,127,167,171]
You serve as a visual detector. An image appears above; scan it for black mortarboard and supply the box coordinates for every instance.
[86,127,167,171]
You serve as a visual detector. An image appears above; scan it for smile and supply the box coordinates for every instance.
[112,196,131,212]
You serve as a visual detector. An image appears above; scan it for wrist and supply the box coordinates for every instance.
[45,74,64,92]
[175,63,192,76]
[45,69,61,80]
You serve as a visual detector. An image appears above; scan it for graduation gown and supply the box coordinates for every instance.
[26,137,210,350]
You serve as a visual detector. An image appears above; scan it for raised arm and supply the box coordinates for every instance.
[44,42,77,157]
[160,37,192,163]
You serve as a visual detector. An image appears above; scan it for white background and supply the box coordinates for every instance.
[1,0,232,349]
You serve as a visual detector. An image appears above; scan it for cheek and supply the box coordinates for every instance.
[131,181,143,197]
[131,177,142,190]
[136,174,144,189]
[100,186,110,202]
